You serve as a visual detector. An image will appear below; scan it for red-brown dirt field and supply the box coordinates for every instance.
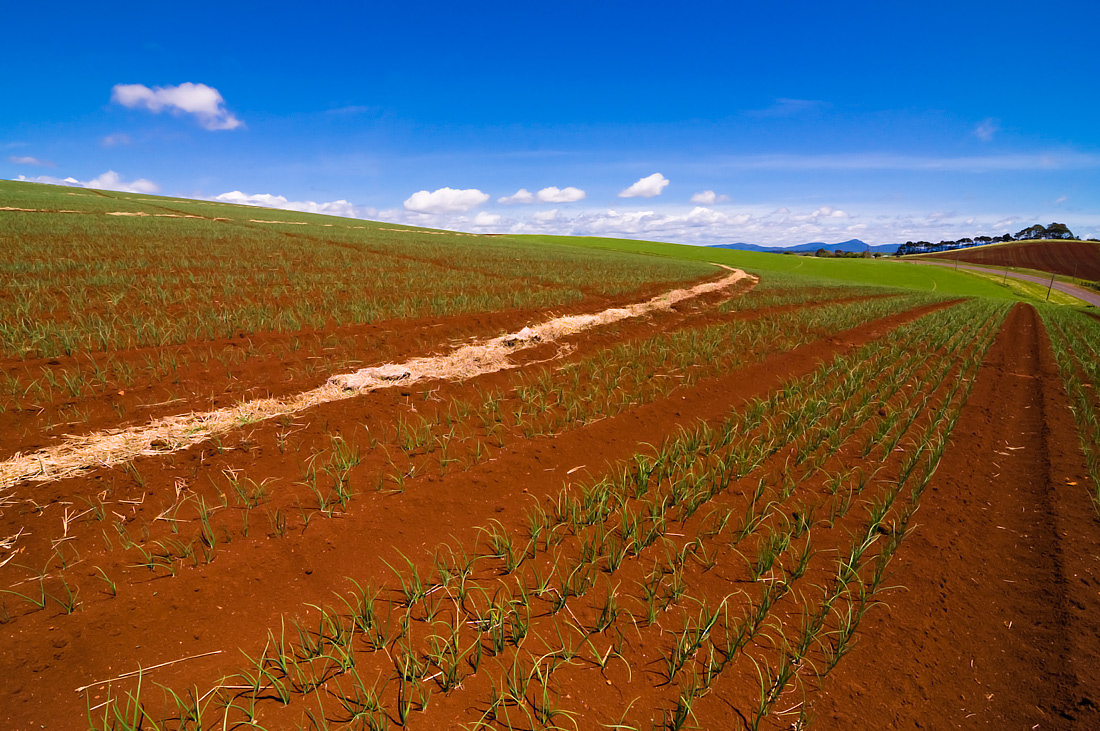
[813,305,1100,730]
[1,277,1098,731]
[921,240,1100,282]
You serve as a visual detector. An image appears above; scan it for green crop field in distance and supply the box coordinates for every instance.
[507,234,1036,301]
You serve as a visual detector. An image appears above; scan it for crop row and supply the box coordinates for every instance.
[1038,306,1100,512]
[0,292,938,609]
[0,275,895,432]
[0,197,713,360]
[720,270,899,312]
[0,292,942,633]
[78,300,1008,729]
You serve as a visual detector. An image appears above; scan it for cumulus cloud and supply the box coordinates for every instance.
[403,187,490,214]
[536,186,586,203]
[690,190,729,205]
[975,118,1000,142]
[16,170,159,194]
[810,206,848,219]
[378,200,1088,249]
[9,155,55,167]
[86,171,160,194]
[215,190,376,218]
[619,173,669,199]
[498,188,535,204]
[110,82,243,131]
[505,205,754,243]
[472,211,502,226]
[102,133,132,147]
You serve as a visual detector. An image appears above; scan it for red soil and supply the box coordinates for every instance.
[5,296,1097,731]
[813,304,1100,729]
[0,296,945,729]
[927,240,1100,282]
[0,272,736,462]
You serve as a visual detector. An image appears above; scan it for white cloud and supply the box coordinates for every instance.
[214,190,376,218]
[9,155,55,167]
[1055,195,1068,205]
[403,187,490,214]
[373,201,1100,249]
[472,211,502,227]
[536,186,586,203]
[498,188,535,204]
[102,133,132,147]
[811,206,848,219]
[690,190,729,205]
[16,170,159,194]
[86,171,160,194]
[110,82,243,131]
[619,173,670,199]
[507,205,754,243]
[975,118,1000,142]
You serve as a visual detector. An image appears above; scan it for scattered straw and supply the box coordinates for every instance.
[74,650,223,693]
[0,267,754,491]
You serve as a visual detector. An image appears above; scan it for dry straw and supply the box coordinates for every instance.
[0,267,754,492]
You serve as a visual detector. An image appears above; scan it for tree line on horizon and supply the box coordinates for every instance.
[895,222,1092,256]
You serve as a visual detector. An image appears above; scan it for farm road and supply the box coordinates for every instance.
[907,259,1100,307]
[814,304,1100,729]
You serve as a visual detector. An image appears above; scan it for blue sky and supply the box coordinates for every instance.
[4,0,1099,245]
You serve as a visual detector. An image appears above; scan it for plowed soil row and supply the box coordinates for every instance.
[926,240,1100,282]
[0,300,949,729]
[813,304,1100,730]
[0,272,739,461]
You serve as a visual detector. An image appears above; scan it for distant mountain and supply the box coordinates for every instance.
[710,238,898,254]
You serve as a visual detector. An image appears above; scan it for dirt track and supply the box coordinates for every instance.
[907,260,1100,307]
[814,304,1100,729]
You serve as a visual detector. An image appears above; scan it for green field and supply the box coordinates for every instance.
[510,235,1032,300]
[1,178,1080,350]
[0,181,714,359]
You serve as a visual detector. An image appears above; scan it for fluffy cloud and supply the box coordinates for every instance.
[690,190,729,205]
[16,170,159,194]
[214,191,376,218]
[86,171,160,194]
[619,173,670,199]
[111,82,243,131]
[9,155,55,167]
[498,188,535,204]
[975,118,1000,142]
[472,212,502,226]
[809,205,848,220]
[504,205,754,243]
[532,209,559,222]
[403,187,490,214]
[536,186,586,203]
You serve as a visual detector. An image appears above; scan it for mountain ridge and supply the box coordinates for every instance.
[709,238,898,254]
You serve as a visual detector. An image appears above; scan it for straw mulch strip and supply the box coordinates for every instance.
[0,267,754,491]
